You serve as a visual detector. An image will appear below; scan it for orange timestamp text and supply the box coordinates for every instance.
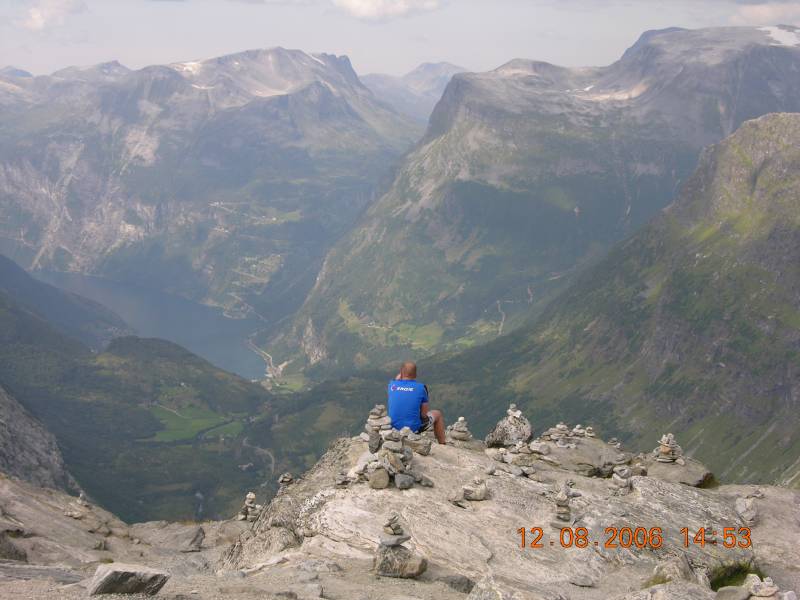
[517,526,752,550]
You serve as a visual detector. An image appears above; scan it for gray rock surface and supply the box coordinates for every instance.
[88,562,169,595]
[714,587,751,600]
[0,385,78,492]
[221,436,800,599]
[129,522,205,553]
[643,456,713,487]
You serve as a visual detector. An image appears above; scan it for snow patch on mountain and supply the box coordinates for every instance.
[759,25,800,47]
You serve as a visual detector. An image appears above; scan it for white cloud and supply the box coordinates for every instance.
[332,0,440,21]
[730,2,800,25]
[16,0,87,32]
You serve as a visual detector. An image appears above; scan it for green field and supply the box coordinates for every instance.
[147,405,229,442]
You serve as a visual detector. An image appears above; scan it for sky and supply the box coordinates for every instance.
[1,0,799,76]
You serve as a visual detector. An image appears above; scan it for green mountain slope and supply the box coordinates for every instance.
[419,112,800,487]
[0,254,131,350]
[275,26,800,377]
[0,280,281,521]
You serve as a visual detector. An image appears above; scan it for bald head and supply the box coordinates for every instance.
[399,361,417,380]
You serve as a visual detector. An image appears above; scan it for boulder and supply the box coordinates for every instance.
[88,563,169,596]
[485,415,532,448]
[369,468,390,490]
[644,456,713,487]
[394,474,415,490]
[373,544,427,578]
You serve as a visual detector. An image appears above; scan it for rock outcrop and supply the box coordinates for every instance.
[0,385,78,493]
[87,563,169,596]
[220,429,800,599]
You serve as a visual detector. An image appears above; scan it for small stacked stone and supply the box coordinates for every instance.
[571,424,586,437]
[448,416,473,441]
[237,491,263,522]
[540,422,570,442]
[585,426,596,438]
[277,472,294,486]
[607,437,622,449]
[381,514,409,544]
[553,481,582,527]
[654,433,683,464]
[374,514,427,579]
[611,465,633,494]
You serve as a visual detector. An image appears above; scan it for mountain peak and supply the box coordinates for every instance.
[168,47,365,102]
[0,66,33,78]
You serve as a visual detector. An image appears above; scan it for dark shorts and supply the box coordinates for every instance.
[417,413,435,434]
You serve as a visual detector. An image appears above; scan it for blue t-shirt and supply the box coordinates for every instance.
[387,379,428,432]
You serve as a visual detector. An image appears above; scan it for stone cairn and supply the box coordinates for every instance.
[277,472,294,486]
[374,514,428,579]
[447,416,473,442]
[364,404,392,453]
[450,476,489,508]
[607,437,622,449]
[552,480,582,527]
[540,422,571,445]
[351,426,433,490]
[654,433,685,465]
[237,491,263,522]
[611,465,633,494]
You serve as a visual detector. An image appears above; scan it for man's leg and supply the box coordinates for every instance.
[429,409,446,445]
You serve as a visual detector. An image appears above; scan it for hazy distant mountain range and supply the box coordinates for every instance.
[0,47,421,326]
[274,26,800,376]
[362,62,467,122]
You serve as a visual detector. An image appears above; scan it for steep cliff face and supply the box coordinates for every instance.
[279,26,800,375]
[0,385,77,492]
[0,48,421,323]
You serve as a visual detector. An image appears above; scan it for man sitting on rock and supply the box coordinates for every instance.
[388,361,446,444]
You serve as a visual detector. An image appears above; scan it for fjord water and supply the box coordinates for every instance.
[35,271,267,380]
